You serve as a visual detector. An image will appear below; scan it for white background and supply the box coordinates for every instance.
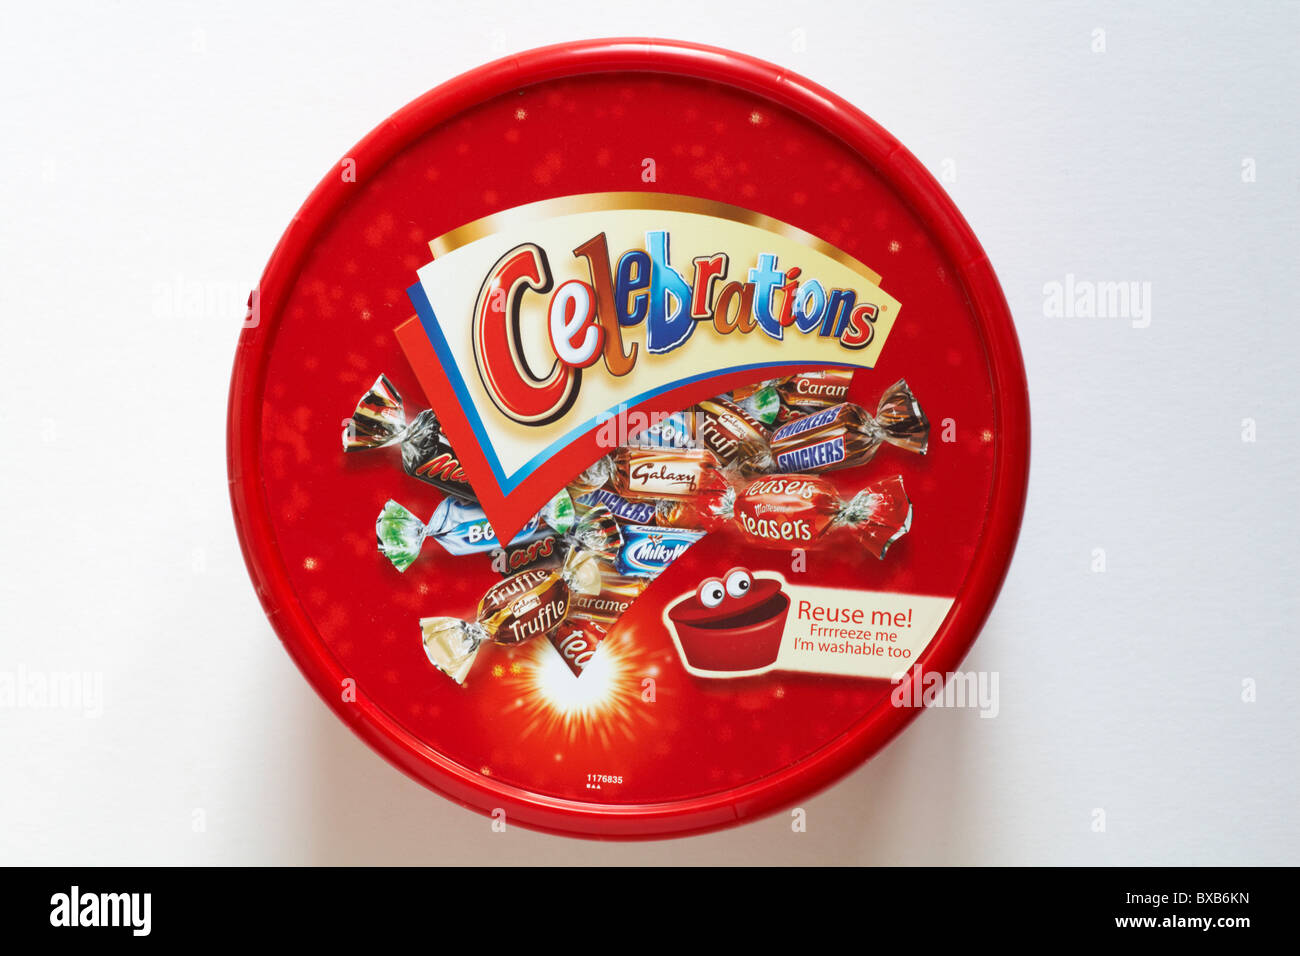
[1,1,1296,865]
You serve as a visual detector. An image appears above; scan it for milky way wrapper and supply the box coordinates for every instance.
[417,505,621,684]
[342,374,476,501]
[768,379,929,474]
[617,525,707,578]
[729,474,912,558]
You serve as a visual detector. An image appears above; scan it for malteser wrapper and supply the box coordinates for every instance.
[731,473,912,558]
[548,618,608,676]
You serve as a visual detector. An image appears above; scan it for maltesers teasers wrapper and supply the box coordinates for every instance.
[768,378,929,474]
[418,505,622,684]
[343,374,476,501]
[731,474,912,558]
[548,618,608,676]
[375,490,575,572]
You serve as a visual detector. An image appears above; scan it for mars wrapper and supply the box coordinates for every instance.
[418,506,622,684]
[768,379,929,474]
[342,374,476,501]
[730,474,912,558]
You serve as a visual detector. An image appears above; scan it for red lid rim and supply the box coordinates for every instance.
[227,37,1030,840]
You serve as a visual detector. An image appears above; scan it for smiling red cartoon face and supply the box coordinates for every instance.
[667,568,791,674]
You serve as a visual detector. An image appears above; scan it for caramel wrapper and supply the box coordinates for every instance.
[566,573,647,626]
[775,369,855,412]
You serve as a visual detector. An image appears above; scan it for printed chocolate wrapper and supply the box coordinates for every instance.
[566,572,647,626]
[728,474,912,558]
[623,410,699,449]
[768,379,928,474]
[607,447,730,502]
[572,487,657,525]
[654,486,733,532]
[568,455,617,496]
[548,618,608,676]
[489,533,564,577]
[342,374,476,501]
[377,489,574,572]
[775,369,855,412]
[696,396,774,473]
[418,505,621,684]
[617,524,706,578]
[577,474,729,530]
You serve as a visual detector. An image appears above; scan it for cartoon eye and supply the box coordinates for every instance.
[698,578,726,608]
[725,568,753,598]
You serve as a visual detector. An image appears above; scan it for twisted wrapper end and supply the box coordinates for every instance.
[735,383,783,425]
[561,504,623,596]
[538,487,577,535]
[343,374,411,451]
[873,379,930,455]
[375,499,431,572]
[836,474,913,559]
[570,454,617,494]
[396,409,446,475]
[419,618,490,685]
[712,485,736,522]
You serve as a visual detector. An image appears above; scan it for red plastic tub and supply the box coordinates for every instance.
[228,38,1029,839]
